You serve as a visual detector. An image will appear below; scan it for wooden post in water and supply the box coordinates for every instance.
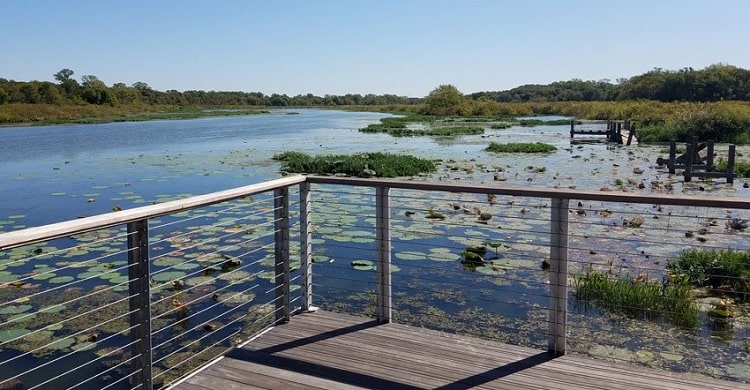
[728,144,736,184]
[616,122,622,144]
[375,186,392,323]
[274,187,291,324]
[127,219,153,390]
[684,143,694,182]
[668,141,677,174]
[627,123,636,146]
[570,119,575,138]
[548,198,569,356]
[706,140,715,171]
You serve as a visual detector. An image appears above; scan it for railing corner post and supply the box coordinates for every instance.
[548,198,569,356]
[375,186,392,324]
[300,181,316,312]
[274,187,291,324]
[127,219,153,390]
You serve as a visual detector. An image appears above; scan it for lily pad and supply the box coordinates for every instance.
[184,276,215,286]
[659,352,683,362]
[39,304,66,314]
[47,337,75,350]
[72,342,97,352]
[215,292,255,306]
[351,260,375,271]
[0,328,30,342]
[0,305,33,315]
[152,271,187,282]
[49,276,75,284]
[395,251,427,261]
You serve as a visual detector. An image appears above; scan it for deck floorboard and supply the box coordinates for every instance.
[171,311,749,390]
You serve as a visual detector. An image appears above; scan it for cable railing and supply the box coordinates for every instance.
[2,174,750,389]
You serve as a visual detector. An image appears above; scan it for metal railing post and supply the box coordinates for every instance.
[375,186,392,323]
[548,198,569,356]
[299,182,316,312]
[127,219,153,390]
[274,187,291,324]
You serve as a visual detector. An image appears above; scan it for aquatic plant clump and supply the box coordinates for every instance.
[273,151,436,177]
[485,142,557,153]
[667,248,750,297]
[574,268,699,327]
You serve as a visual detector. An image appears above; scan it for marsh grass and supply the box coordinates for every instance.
[667,249,750,297]
[485,142,557,153]
[574,268,699,327]
[714,159,750,178]
[272,151,435,177]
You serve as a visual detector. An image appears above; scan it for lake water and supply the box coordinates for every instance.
[2,109,750,388]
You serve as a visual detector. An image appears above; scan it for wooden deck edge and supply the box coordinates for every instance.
[165,325,277,390]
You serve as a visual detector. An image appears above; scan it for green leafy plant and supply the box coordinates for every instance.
[485,142,557,153]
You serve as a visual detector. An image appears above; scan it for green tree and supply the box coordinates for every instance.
[423,84,470,115]
[81,75,115,105]
[0,87,9,104]
[54,68,74,83]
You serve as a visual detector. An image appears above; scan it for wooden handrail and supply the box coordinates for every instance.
[0,175,307,251]
[306,175,750,208]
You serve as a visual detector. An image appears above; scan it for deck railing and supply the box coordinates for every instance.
[1,175,750,389]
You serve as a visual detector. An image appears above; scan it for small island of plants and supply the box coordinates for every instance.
[272,151,436,177]
[485,142,557,153]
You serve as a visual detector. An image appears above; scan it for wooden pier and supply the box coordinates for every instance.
[656,138,736,183]
[171,311,746,390]
[570,120,637,145]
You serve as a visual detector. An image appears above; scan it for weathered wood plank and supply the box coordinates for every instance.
[170,311,749,390]
[264,312,741,389]
[217,357,370,390]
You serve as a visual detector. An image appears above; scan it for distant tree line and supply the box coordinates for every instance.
[0,68,420,107]
[471,64,750,103]
[2,64,749,109]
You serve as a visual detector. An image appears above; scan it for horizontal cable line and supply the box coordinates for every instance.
[150,233,275,284]
[0,228,131,272]
[149,246,274,311]
[101,367,142,390]
[150,196,274,231]
[0,272,138,330]
[67,352,140,390]
[0,249,135,306]
[150,217,276,260]
[151,281,262,341]
[27,330,141,390]
[151,266,268,322]
[149,230,277,285]
[154,307,279,387]
[149,206,279,247]
[153,301,281,368]
[10,320,140,388]
[0,295,137,361]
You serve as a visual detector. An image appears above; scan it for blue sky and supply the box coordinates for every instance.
[2,0,749,97]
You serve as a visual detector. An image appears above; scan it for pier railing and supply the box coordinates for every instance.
[1,175,749,389]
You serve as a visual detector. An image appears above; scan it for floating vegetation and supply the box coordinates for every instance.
[395,251,427,261]
[273,151,435,177]
[485,142,557,153]
[351,260,375,271]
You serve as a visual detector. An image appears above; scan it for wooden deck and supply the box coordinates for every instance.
[171,311,748,390]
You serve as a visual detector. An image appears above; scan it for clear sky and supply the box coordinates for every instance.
[2,0,749,97]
